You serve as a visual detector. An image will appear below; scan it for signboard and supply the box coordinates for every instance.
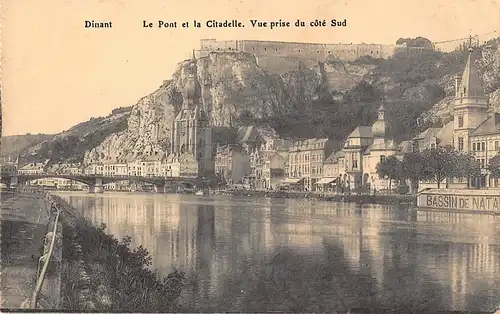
[418,192,500,213]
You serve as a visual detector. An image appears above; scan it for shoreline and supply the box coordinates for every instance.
[216,190,417,205]
[49,188,417,205]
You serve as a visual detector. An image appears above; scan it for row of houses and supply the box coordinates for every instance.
[220,104,407,193]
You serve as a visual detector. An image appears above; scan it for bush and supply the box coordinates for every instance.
[61,214,186,312]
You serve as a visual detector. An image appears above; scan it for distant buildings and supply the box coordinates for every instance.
[285,138,339,191]
[215,144,251,185]
[0,156,18,180]
[18,159,50,175]
[250,141,289,190]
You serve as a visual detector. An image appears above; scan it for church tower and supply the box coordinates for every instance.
[453,46,489,152]
[170,50,213,177]
[371,104,388,145]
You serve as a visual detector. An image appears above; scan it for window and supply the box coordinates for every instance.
[482,142,486,151]
[380,155,386,163]
[458,137,464,151]
[481,159,486,168]
[496,141,499,150]
[458,116,464,128]
[473,143,477,151]
[352,160,358,168]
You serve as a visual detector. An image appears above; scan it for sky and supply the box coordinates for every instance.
[2,0,500,136]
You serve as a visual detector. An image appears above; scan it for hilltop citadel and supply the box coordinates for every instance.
[195,38,429,73]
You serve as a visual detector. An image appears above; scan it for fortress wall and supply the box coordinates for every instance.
[197,40,401,72]
[200,40,398,61]
[356,44,384,59]
[240,40,392,60]
[254,55,318,74]
[200,39,239,51]
[380,44,398,58]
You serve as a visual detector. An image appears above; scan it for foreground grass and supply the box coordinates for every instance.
[60,212,186,312]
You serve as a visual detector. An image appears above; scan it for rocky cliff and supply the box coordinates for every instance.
[83,52,373,164]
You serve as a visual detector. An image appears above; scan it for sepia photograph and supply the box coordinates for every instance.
[2,0,500,313]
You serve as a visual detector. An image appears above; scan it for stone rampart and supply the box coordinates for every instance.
[200,39,399,59]
[196,39,404,73]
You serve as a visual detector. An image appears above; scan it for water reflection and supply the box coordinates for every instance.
[57,192,500,312]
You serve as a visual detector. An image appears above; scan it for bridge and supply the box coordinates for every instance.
[2,173,207,193]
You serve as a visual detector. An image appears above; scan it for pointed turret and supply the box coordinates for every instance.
[372,103,388,141]
[458,49,486,99]
[377,104,386,120]
[452,45,489,153]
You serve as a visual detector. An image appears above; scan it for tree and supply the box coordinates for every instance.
[488,154,500,178]
[420,146,456,188]
[376,155,402,194]
[402,151,425,194]
[454,152,481,188]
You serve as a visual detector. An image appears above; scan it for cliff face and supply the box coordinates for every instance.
[84,91,174,163]
[84,52,371,164]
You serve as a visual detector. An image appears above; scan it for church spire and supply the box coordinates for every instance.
[458,46,486,99]
[181,50,201,109]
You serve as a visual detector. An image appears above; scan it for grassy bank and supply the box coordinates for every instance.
[53,196,187,312]
[222,190,416,205]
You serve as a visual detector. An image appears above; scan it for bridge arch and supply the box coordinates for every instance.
[15,174,200,190]
[17,174,95,186]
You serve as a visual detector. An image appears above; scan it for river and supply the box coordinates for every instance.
[56,192,500,312]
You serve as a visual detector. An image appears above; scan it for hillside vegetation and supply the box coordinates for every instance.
[256,48,472,142]
[3,107,132,164]
[1,134,55,158]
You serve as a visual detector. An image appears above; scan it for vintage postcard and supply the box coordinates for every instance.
[2,0,500,313]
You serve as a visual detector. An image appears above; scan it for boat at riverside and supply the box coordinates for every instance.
[195,189,209,196]
[417,188,500,215]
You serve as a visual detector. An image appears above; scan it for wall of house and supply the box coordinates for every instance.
[231,151,251,183]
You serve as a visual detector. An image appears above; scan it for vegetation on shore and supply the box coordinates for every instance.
[59,202,186,312]
[377,146,482,191]
[224,189,415,205]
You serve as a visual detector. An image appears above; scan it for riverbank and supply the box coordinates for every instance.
[51,195,187,312]
[219,190,417,205]
[0,191,51,309]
